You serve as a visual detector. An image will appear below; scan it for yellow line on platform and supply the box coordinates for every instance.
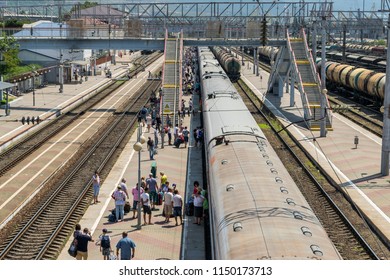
[163,84,179,88]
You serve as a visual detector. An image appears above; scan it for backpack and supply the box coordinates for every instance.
[124,201,131,213]
[101,235,110,249]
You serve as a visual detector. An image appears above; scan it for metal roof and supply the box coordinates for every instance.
[0,81,15,90]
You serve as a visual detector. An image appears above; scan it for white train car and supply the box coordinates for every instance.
[198,46,342,260]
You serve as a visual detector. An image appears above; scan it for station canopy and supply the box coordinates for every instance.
[71,60,89,66]
[0,81,15,91]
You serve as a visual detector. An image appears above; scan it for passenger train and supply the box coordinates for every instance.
[198,47,342,260]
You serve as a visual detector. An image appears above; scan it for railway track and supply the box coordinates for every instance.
[0,53,161,177]
[327,94,383,137]
[236,80,389,260]
[0,79,161,260]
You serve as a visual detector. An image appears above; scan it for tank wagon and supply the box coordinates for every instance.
[318,61,386,102]
[211,47,241,81]
[258,46,279,64]
[198,46,342,260]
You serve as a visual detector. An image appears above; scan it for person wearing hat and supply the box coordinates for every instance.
[99,228,111,260]
[112,185,126,222]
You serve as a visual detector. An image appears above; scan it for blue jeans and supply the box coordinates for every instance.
[149,148,154,159]
[116,204,124,221]
[154,136,158,148]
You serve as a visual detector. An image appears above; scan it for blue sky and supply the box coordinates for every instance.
[334,0,381,11]
[0,1,384,12]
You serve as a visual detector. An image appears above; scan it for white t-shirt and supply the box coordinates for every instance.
[173,194,182,207]
[141,192,150,207]
[164,192,173,205]
[146,115,152,125]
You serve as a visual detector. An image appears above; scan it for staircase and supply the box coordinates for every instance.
[267,46,290,97]
[160,30,183,127]
[287,29,332,131]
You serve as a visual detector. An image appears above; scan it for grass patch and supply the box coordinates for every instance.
[259,123,270,130]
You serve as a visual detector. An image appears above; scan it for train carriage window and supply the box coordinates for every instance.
[266,160,273,166]
[310,245,324,257]
[226,184,235,191]
[275,177,283,184]
[293,211,303,220]
[270,168,278,174]
[286,198,295,206]
[262,153,269,159]
[280,187,289,194]
[301,226,312,237]
[233,222,243,232]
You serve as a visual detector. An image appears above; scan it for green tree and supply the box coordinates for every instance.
[70,1,98,13]
[0,34,20,78]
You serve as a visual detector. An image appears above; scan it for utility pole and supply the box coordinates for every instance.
[381,13,390,175]
[320,5,327,137]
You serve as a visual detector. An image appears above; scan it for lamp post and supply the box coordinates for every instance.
[133,122,146,229]
[31,69,38,107]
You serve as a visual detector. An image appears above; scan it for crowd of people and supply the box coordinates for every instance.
[70,47,208,260]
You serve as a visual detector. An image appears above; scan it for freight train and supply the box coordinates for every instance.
[257,46,386,104]
[211,47,241,81]
[198,46,342,260]
[319,61,386,102]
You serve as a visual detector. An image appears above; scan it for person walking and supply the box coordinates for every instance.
[154,128,159,148]
[167,125,172,145]
[182,126,190,148]
[147,137,155,160]
[99,228,111,260]
[75,228,94,260]
[92,170,100,204]
[146,114,152,132]
[173,189,183,226]
[173,124,179,142]
[112,185,126,222]
[116,232,136,260]
[141,188,153,225]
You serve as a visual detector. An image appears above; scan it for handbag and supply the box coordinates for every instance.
[109,250,117,260]
[68,240,77,258]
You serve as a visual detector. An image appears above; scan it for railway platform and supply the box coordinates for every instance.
[57,87,205,260]
[0,52,142,152]
[240,58,390,248]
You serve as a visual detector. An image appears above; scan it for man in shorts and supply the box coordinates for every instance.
[141,188,153,225]
[173,189,183,226]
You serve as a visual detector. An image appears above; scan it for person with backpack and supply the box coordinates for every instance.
[99,228,111,260]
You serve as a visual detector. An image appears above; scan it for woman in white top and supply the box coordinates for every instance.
[193,190,204,225]
[146,114,152,132]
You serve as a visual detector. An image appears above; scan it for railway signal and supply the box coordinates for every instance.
[261,17,268,46]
